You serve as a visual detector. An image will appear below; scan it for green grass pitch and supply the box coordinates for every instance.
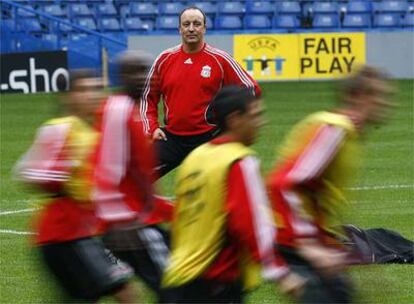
[1,81,413,303]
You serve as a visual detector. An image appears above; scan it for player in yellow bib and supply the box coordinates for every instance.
[162,86,303,303]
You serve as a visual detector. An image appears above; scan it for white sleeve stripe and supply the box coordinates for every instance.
[288,126,345,183]
[281,191,318,236]
[140,46,180,134]
[22,170,69,179]
[206,46,255,95]
[207,47,253,91]
[239,157,286,280]
[98,97,132,187]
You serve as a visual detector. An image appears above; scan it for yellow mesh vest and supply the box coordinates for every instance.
[277,111,360,238]
[45,116,99,203]
[162,142,255,288]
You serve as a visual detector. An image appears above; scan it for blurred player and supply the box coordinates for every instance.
[141,6,261,178]
[93,51,173,299]
[14,70,137,303]
[267,66,394,303]
[162,86,303,303]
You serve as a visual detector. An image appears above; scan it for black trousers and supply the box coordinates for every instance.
[40,237,133,302]
[153,128,220,178]
[103,225,170,299]
[278,245,354,304]
[161,278,243,304]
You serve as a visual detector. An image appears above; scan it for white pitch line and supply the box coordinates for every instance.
[349,184,413,191]
[0,208,37,216]
[0,229,36,235]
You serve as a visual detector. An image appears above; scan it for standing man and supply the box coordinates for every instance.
[162,86,303,303]
[14,70,137,303]
[267,66,394,303]
[141,6,262,178]
[93,51,173,299]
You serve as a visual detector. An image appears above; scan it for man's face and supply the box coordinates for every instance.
[179,9,206,45]
[68,77,103,117]
[234,99,265,146]
[360,78,394,124]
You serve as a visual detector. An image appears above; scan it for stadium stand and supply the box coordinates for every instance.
[1,0,413,56]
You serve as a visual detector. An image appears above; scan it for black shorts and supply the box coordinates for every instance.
[277,245,353,304]
[40,237,133,302]
[161,278,243,304]
[103,225,170,295]
[153,128,220,178]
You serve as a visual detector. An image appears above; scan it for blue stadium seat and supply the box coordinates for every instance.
[57,21,75,34]
[1,19,15,32]
[244,15,271,29]
[119,5,129,19]
[312,14,340,29]
[68,4,93,18]
[374,13,401,27]
[276,1,301,15]
[124,17,144,32]
[273,15,300,29]
[130,3,157,17]
[378,1,409,14]
[20,18,43,32]
[96,3,117,17]
[346,1,372,15]
[156,16,179,31]
[75,18,97,31]
[312,2,338,15]
[17,6,36,18]
[158,2,185,16]
[202,16,214,29]
[215,15,243,30]
[193,2,216,17]
[246,1,273,16]
[141,19,155,32]
[100,18,121,32]
[217,2,245,16]
[342,14,371,28]
[43,4,66,18]
[402,13,414,27]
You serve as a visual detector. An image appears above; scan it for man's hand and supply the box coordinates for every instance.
[278,272,306,298]
[152,128,167,141]
[298,240,346,277]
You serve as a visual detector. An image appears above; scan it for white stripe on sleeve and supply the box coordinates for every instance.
[239,156,289,280]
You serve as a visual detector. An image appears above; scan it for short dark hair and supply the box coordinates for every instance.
[341,65,388,98]
[60,69,96,92]
[211,86,258,131]
[179,6,207,26]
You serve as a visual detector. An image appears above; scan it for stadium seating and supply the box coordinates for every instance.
[273,15,300,29]
[215,15,243,30]
[68,4,93,18]
[312,2,339,15]
[75,17,97,31]
[158,2,185,16]
[276,1,301,16]
[217,2,245,16]
[156,16,179,31]
[99,18,121,32]
[343,14,372,28]
[130,3,157,18]
[193,2,216,17]
[246,1,273,16]
[96,3,117,17]
[42,5,66,18]
[346,1,372,15]
[402,13,414,27]
[377,1,409,14]
[374,13,401,28]
[244,15,271,29]
[313,14,340,29]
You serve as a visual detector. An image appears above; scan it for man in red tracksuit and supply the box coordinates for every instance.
[93,51,173,300]
[140,6,262,178]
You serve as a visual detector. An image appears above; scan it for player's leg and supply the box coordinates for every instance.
[103,225,170,297]
[153,130,186,178]
[40,237,136,302]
